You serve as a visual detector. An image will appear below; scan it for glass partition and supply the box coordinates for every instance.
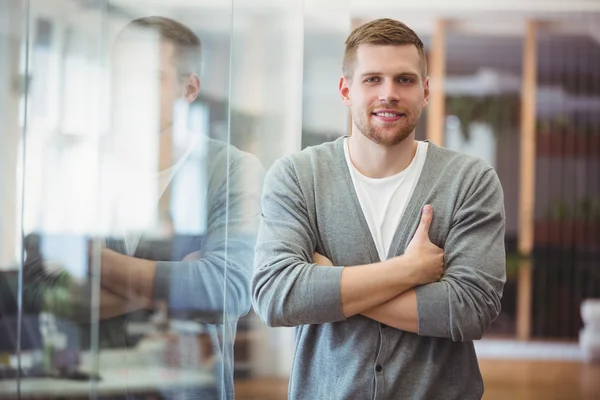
[532,19,600,340]
[0,0,269,398]
[228,0,306,389]
[4,2,599,400]
[0,3,26,397]
[443,30,523,337]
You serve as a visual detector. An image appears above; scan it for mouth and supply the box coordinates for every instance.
[371,110,406,122]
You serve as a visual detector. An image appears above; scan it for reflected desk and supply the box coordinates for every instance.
[0,339,216,399]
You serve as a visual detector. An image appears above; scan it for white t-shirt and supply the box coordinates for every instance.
[344,138,429,261]
[100,133,207,256]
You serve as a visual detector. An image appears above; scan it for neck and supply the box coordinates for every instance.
[348,128,417,179]
[158,127,192,172]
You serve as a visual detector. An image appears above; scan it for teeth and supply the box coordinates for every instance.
[376,112,399,117]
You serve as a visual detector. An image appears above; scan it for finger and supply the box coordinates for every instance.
[314,252,333,266]
[313,252,323,264]
[416,205,433,238]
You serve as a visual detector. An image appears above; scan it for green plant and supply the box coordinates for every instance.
[505,252,532,278]
[551,200,570,221]
[40,270,78,319]
[537,114,574,135]
[543,197,600,222]
[445,94,521,142]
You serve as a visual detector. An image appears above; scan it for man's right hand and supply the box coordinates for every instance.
[334,204,445,318]
[402,204,444,286]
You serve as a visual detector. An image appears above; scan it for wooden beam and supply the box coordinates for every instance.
[516,259,533,341]
[518,21,538,257]
[426,20,447,146]
[516,21,538,341]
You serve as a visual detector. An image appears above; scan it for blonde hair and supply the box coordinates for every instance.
[343,18,427,80]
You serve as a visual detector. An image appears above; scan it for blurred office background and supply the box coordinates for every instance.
[1,0,599,399]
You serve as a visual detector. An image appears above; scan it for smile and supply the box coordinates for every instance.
[372,111,406,120]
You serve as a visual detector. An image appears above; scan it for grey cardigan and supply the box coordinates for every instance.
[252,137,506,400]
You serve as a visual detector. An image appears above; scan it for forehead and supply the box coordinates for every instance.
[354,43,422,76]
[111,34,176,71]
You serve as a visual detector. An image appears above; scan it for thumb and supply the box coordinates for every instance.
[415,205,433,239]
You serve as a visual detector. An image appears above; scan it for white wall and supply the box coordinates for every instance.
[227,3,306,377]
[302,36,349,135]
[0,0,24,269]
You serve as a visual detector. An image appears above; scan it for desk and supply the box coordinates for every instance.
[0,340,216,399]
[0,368,214,399]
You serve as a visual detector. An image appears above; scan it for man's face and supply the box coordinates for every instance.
[158,39,185,132]
[111,35,189,135]
[340,44,429,146]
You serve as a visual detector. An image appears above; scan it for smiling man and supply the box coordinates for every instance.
[252,18,506,399]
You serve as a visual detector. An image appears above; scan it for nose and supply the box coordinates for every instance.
[378,80,400,104]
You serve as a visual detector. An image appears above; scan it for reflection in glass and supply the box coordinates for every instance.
[1,2,264,398]
[443,32,522,337]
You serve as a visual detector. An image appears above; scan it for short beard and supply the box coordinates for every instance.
[354,114,418,147]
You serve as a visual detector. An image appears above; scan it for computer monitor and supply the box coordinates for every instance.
[0,271,43,353]
[39,234,89,282]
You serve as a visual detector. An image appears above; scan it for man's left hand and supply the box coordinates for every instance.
[313,252,334,266]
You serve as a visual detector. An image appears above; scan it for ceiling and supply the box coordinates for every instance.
[105,0,600,36]
[92,0,600,102]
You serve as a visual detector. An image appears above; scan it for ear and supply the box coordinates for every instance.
[184,74,201,103]
[339,75,352,107]
[422,76,430,108]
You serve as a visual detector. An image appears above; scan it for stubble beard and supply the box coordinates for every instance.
[354,111,419,147]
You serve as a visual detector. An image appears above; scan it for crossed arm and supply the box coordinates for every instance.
[252,158,506,341]
[312,203,441,334]
[313,251,421,333]
[96,153,264,321]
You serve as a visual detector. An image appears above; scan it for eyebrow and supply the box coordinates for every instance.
[359,71,420,79]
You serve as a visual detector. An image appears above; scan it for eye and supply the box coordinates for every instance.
[398,77,414,84]
[364,77,380,83]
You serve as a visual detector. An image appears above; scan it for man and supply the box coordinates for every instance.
[252,18,506,399]
[39,16,264,400]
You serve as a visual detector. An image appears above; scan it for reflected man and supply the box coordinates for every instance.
[43,16,263,400]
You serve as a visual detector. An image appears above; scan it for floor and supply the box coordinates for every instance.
[234,360,600,400]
